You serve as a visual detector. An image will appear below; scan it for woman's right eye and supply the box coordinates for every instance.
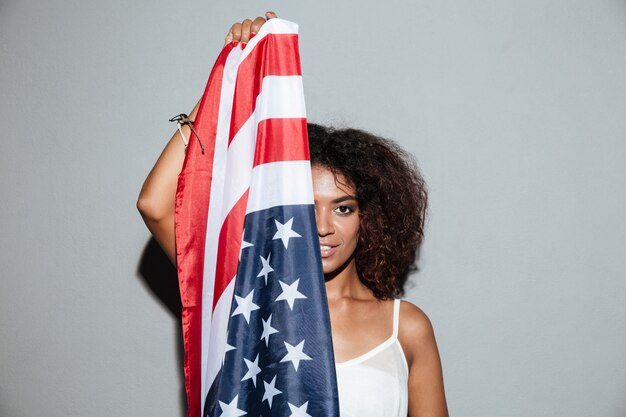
[334,205,354,215]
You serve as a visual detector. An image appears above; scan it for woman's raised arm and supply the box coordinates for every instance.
[136,13,273,265]
[136,100,199,265]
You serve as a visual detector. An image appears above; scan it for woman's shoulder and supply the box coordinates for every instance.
[397,299,438,365]
[398,299,434,336]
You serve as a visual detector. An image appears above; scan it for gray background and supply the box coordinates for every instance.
[1,0,625,416]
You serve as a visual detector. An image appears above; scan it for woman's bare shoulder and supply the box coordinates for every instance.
[397,300,438,364]
[398,300,434,336]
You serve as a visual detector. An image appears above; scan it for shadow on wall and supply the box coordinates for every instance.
[138,238,182,317]
[137,238,186,416]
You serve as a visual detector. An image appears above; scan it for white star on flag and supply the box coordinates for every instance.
[239,229,253,260]
[241,353,262,387]
[272,217,301,249]
[260,314,279,347]
[288,401,312,417]
[231,290,260,324]
[256,253,274,285]
[218,395,247,417]
[276,278,307,310]
[280,340,312,371]
[222,337,235,365]
[262,375,282,408]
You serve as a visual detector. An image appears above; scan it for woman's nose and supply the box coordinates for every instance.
[316,210,334,237]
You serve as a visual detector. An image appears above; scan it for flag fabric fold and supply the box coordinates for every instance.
[175,18,339,417]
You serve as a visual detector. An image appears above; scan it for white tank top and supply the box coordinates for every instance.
[335,299,409,417]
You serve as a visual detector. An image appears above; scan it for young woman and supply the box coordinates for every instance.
[137,13,448,417]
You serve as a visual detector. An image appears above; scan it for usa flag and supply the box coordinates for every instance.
[175,18,339,417]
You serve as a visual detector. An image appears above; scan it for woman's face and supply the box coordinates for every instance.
[311,165,360,276]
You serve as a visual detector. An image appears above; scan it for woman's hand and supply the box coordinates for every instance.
[224,11,277,47]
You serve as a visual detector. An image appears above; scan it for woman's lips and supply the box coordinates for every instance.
[320,244,337,258]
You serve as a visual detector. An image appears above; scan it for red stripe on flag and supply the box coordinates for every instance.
[175,43,235,417]
[228,34,301,146]
[253,118,309,166]
[212,189,249,310]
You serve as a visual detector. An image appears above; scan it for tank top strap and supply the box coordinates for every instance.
[392,298,401,339]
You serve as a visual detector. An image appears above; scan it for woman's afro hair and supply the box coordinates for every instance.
[307,123,428,299]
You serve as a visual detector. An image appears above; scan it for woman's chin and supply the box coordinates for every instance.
[322,254,356,282]
[321,263,336,279]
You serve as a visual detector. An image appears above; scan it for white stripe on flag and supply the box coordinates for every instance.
[205,277,235,389]
[255,76,306,121]
[200,46,241,410]
[246,161,314,214]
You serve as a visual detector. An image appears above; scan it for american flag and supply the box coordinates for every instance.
[174,18,339,417]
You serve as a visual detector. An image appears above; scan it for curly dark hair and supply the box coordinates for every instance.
[307,123,428,300]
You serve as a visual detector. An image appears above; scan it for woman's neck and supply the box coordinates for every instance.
[324,259,372,301]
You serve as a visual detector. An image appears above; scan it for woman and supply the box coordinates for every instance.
[137,13,448,417]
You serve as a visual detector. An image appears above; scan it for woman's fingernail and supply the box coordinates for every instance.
[240,42,246,50]
[249,32,256,40]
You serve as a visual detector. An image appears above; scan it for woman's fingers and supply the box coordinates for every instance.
[225,22,242,44]
[225,12,278,47]
[250,16,266,35]
[240,19,253,44]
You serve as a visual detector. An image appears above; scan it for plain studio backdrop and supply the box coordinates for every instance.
[1,1,625,416]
